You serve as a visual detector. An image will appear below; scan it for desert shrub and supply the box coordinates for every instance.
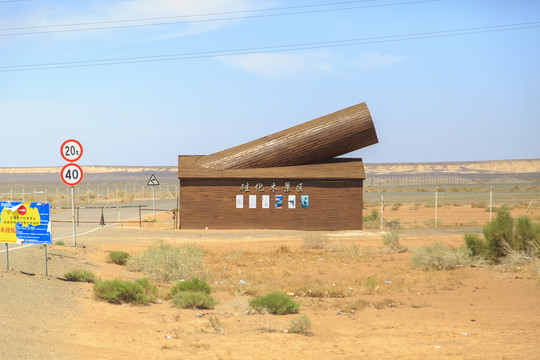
[126,241,206,282]
[249,292,300,315]
[466,208,539,262]
[382,230,406,253]
[363,208,380,229]
[288,315,312,336]
[423,218,443,227]
[335,243,362,258]
[464,234,488,258]
[364,277,379,292]
[301,232,329,250]
[64,269,95,283]
[410,243,476,270]
[384,219,401,229]
[172,291,218,309]
[482,207,514,260]
[472,201,487,209]
[109,251,131,265]
[364,208,379,221]
[391,203,401,211]
[514,216,540,253]
[276,245,291,253]
[93,278,157,305]
[55,240,65,246]
[171,278,211,296]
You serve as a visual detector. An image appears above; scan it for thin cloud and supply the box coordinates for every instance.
[0,0,263,41]
[220,51,333,77]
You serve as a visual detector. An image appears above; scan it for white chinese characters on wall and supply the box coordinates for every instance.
[239,181,303,194]
[236,181,308,209]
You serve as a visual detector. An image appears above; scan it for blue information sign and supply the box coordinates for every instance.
[0,202,51,244]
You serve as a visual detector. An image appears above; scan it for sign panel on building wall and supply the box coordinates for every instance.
[0,202,51,244]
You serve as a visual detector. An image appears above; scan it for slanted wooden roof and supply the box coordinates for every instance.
[196,102,377,170]
[179,156,366,180]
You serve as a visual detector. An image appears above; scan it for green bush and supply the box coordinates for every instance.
[172,291,218,309]
[363,208,380,229]
[109,251,131,265]
[126,241,206,282]
[55,240,65,246]
[250,292,300,315]
[410,243,476,270]
[93,278,157,305]
[483,207,513,260]
[301,232,329,250]
[171,278,211,296]
[64,269,95,283]
[465,208,540,262]
[288,315,312,336]
[364,208,379,222]
[464,234,488,258]
[514,216,540,252]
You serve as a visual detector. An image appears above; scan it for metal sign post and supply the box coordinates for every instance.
[5,243,8,271]
[71,186,76,247]
[147,174,160,221]
[60,139,84,247]
[44,244,48,276]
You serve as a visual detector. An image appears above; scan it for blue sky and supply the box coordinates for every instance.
[1,0,539,167]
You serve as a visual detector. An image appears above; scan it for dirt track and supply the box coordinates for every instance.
[1,222,539,359]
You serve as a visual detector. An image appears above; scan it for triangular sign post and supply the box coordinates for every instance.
[146,174,160,220]
[147,174,160,186]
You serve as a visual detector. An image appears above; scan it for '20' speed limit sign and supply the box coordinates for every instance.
[61,139,83,162]
[61,163,84,186]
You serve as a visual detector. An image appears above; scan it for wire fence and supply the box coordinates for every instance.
[0,185,178,207]
[1,175,538,230]
[363,188,539,229]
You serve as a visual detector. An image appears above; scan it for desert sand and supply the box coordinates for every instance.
[1,212,539,359]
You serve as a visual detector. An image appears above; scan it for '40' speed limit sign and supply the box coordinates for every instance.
[61,163,84,186]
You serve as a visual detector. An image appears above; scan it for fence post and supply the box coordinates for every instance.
[435,186,438,228]
[380,194,384,230]
[139,205,142,228]
[489,186,493,222]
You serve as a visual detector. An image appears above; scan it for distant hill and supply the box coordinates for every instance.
[0,159,538,184]
[363,159,540,176]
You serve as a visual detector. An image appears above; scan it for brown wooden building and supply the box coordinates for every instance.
[178,102,378,230]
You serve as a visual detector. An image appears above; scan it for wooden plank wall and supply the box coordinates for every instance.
[179,178,363,230]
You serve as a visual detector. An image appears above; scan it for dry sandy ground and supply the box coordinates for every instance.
[1,215,539,359]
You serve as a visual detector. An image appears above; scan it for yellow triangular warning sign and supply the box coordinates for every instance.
[147,174,160,186]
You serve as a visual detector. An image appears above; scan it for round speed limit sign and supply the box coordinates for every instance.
[61,139,83,162]
[61,163,84,186]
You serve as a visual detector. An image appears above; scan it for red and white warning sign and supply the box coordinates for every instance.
[60,139,83,162]
[61,163,84,186]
